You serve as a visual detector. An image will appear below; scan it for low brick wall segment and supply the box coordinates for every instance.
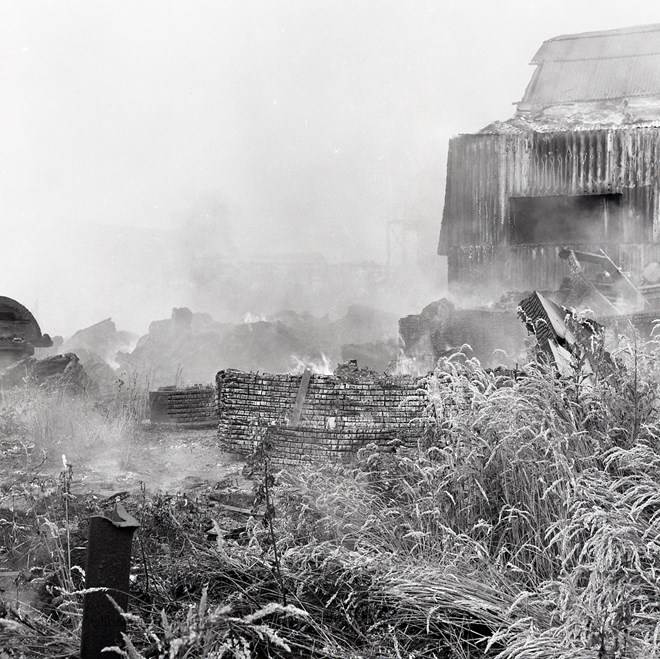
[216,369,429,464]
[149,385,217,426]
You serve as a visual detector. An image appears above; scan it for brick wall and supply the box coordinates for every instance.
[149,385,217,426]
[216,369,428,465]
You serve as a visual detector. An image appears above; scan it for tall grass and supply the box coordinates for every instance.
[75,333,660,657]
[266,334,660,657]
[0,371,149,466]
[0,376,150,657]
[5,335,660,657]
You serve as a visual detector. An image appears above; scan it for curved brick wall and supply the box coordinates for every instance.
[216,369,428,465]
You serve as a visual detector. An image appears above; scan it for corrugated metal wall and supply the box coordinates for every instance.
[447,244,660,291]
[439,128,660,290]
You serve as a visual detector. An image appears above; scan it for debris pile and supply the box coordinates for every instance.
[558,248,650,315]
[62,318,138,365]
[518,291,610,378]
[120,305,399,387]
[0,353,96,393]
[403,247,660,374]
[0,302,401,396]
[399,298,527,369]
[340,340,399,373]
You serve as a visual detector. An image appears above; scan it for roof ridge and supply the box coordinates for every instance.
[548,23,660,43]
[544,51,660,62]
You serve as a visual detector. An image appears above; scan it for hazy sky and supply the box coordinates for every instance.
[4,1,660,334]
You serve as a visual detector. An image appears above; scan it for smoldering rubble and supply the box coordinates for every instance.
[29,304,400,390]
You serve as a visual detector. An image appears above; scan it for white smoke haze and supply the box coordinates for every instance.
[290,352,333,375]
[4,1,660,338]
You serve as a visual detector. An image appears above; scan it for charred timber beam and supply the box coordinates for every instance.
[290,367,312,427]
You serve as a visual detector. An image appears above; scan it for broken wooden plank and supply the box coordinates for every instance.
[290,367,312,426]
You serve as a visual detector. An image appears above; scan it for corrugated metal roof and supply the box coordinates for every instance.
[532,24,660,62]
[522,56,660,105]
[522,23,660,107]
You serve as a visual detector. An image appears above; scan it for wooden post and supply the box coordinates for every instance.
[291,368,312,426]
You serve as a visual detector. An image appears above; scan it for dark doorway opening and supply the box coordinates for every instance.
[510,193,622,244]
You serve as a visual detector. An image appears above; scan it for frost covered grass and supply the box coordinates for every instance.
[267,333,660,657]
[3,334,660,657]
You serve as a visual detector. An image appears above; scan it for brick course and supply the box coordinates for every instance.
[149,385,217,426]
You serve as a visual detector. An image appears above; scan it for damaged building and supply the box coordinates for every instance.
[441,23,660,292]
[403,23,660,367]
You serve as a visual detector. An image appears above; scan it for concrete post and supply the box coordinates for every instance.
[80,503,139,659]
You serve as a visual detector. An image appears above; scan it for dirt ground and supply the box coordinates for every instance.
[0,424,254,610]
[71,425,249,499]
[1,424,250,500]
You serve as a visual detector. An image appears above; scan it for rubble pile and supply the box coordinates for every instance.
[0,302,399,398]
[339,341,400,373]
[32,317,139,392]
[402,247,660,374]
[119,305,399,387]
[216,367,427,466]
[62,318,138,365]
[0,353,96,393]
[399,298,528,369]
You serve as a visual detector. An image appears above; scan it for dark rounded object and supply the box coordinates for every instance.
[0,296,51,346]
[0,297,52,367]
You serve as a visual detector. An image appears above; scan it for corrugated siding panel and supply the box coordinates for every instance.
[440,127,660,290]
[448,244,660,292]
[439,134,509,253]
[441,128,660,251]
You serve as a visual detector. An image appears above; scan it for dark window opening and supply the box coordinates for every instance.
[0,312,17,321]
[510,193,622,245]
